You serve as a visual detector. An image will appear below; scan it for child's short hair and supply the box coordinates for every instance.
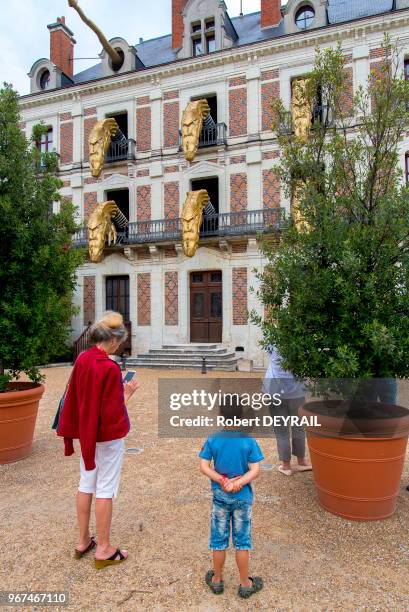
[219,394,243,420]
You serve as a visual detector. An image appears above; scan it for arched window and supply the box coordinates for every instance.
[39,69,51,90]
[295,6,315,30]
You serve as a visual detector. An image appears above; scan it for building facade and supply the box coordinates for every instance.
[20,0,409,367]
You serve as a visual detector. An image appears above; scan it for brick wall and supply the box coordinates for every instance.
[164,182,180,219]
[232,268,248,325]
[83,276,96,325]
[84,191,98,218]
[261,78,280,131]
[137,273,151,326]
[164,100,180,148]
[263,169,280,209]
[60,119,73,164]
[230,173,248,212]
[172,0,188,49]
[229,79,247,137]
[49,20,74,77]
[165,271,178,325]
[84,114,97,161]
[136,97,151,152]
[137,185,151,222]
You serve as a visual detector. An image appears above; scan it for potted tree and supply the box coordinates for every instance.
[0,84,83,463]
[255,40,409,520]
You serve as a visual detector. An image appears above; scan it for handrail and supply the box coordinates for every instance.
[73,208,285,248]
[178,121,227,150]
[106,138,136,162]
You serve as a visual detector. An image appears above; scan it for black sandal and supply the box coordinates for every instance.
[205,570,224,594]
[238,576,263,599]
[94,549,127,569]
[74,536,96,559]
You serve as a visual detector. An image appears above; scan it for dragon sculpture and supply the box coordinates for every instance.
[88,117,119,178]
[181,99,211,162]
[181,190,210,257]
[67,0,124,70]
[87,200,122,263]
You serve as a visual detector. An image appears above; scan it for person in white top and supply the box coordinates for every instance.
[263,346,312,476]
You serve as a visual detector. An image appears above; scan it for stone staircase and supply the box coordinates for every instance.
[126,344,238,371]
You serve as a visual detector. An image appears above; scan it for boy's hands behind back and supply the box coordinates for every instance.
[221,476,243,493]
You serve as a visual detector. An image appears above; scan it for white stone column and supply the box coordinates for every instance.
[246,149,262,211]
[353,45,369,94]
[150,262,164,349]
[150,87,163,152]
[246,66,261,138]
[222,266,232,345]
[71,175,84,223]
[71,99,83,167]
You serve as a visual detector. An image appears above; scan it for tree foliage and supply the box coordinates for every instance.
[0,84,83,390]
[255,39,409,380]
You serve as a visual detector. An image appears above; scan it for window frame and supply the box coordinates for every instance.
[295,5,315,30]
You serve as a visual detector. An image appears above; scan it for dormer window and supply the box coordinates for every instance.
[295,6,315,30]
[39,69,51,90]
[191,17,216,57]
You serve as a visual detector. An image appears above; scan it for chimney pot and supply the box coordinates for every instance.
[261,0,281,28]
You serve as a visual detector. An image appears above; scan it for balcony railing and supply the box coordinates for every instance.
[73,208,285,248]
[106,138,136,163]
[179,122,227,150]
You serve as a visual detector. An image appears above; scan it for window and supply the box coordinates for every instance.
[406,154,409,184]
[37,127,53,154]
[39,69,51,90]
[192,21,201,33]
[405,59,409,80]
[206,35,216,54]
[192,37,203,57]
[295,6,315,30]
[205,18,215,30]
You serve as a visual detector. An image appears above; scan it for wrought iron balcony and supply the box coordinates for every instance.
[311,104,334,128]
[106,138,136,163]
[73,208,285,248]
[179,122,227,150]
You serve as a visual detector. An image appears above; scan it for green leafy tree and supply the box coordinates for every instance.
[255,40,409,381]
[0,84,84,391]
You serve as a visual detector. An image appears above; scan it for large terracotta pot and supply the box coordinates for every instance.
[0,382,44,464]
[300,401,409,521]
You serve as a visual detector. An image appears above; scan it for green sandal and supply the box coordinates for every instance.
[238,576,263,599]
[205,570,224,595]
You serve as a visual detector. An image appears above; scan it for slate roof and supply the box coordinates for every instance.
[73,2,396,85]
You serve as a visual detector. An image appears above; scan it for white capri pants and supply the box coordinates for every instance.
[78,439,125,499]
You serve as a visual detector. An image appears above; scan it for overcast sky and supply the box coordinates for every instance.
[0,0,271,95]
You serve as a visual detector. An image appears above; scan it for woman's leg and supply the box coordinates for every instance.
[76,491,93,550]
[288,398,310,465]
[272,399,292,469]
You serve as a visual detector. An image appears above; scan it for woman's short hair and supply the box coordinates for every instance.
[89,311,128,345]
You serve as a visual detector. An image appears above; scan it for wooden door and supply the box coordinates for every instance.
[190,271,222,343]
[105,276,132,354]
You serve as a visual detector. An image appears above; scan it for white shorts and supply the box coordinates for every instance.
[78,439,125,499]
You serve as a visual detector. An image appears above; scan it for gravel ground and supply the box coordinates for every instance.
[1,367,409,612]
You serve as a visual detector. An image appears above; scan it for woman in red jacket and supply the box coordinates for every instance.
[57,311,139,569]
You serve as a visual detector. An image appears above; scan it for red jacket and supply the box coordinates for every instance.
[57,345,130,470]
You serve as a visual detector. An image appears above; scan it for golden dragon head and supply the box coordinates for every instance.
[181,190,210,257]
[89,118,119,178]
[87,200,120,262]
[181,100,211,162]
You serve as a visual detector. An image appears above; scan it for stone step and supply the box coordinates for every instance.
[148,348,228,356]
[161,344,221,350]
[127,356,238,366]
[138,352,236,361]
[126,360,237,372]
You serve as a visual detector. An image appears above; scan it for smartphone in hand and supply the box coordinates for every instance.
[123,370,137,384]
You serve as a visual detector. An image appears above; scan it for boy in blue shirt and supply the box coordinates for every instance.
[199,398,264,599]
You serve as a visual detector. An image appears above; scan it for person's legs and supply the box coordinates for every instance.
[236,550,251,587]
[288,398,310,466]
[213,551,226,582]
[270,399,292,470]
[76,492,93,550]
[93,439,128,561]
[232,501,253,587]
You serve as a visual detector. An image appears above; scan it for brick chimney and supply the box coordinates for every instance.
[172,0,188,49]
[47,16,76,78]
[261,0,282,28]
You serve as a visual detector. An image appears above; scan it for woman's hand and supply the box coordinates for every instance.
[124,378,140,404]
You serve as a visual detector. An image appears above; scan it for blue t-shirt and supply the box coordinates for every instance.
[198,430,264,503]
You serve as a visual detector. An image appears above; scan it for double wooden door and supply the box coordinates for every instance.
[190,271,222,343]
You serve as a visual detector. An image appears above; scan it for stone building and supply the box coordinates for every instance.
[21,0,409,368]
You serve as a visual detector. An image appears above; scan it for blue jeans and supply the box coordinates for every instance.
[209,490,252,551]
